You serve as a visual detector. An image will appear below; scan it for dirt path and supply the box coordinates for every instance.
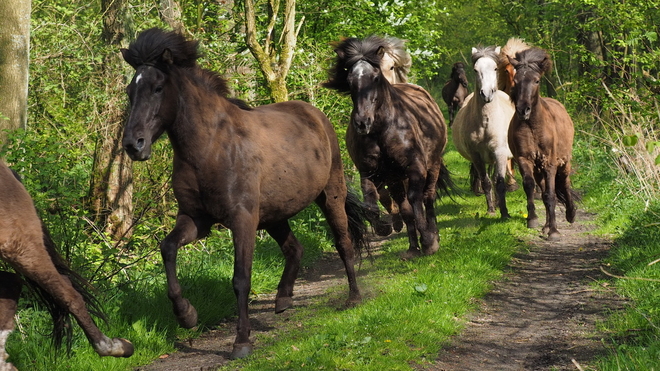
[429,209,624,371]
[136,209,623,371]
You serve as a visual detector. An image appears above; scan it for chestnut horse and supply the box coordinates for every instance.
[442,62,469,126]
[324,36,452,257]
[508,47,577,240]
[453,46,515,219]
[497,37,531,94]
[120,28,367,359]
[0,162,133,371]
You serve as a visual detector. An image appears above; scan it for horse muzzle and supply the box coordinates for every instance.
[353,117,373,135]
[123,136,151,161]
[516,106,532,121]
[480,88,495,103]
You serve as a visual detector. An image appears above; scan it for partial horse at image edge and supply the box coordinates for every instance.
[0,162,133,371]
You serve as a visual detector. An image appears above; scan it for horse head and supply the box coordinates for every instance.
[452,62,469,88]
[509,47,552,120]
[325,36,393,136]
[120,28,198,161]
[471,46,500,103]
[348,59,383,135]
[380,37,411,85]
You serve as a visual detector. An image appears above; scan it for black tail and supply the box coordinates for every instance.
[344,189,370,255]
[556,186,582,206]
[436,161,462,201]
[23,222,106,353]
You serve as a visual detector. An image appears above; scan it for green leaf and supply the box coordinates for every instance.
[622,135,638,147]
[655,154,660,165]
[646,141,660,154]
[414,283,428,293]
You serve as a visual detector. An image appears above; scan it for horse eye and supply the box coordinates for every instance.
[155,86,163,94]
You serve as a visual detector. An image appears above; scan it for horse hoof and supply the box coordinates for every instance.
[275,296,293,313]
[345,295,362,308]
[527,218,538,229]
[392,216,404,233]
[115,338,135,358]
[547,231,561,241]
[566,207,577,223]
[400,248,421,260]
[423,242,439,256]
[506,183,519,192]
[175,299,198,329]
[500,212,511,219]
[374,223,393,236]
[230,343,253,360]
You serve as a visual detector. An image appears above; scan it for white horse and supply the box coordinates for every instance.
[452,46,515,218]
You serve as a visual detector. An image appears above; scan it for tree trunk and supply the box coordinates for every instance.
[0,0,31,144]
[243,0,301,102]
[159,0,185,33]
[88,0,135,241]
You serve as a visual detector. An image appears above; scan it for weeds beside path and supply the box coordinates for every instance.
[430,209,625,371]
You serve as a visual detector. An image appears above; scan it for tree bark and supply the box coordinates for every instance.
[243,0,300,102]
[88,0,134,241]
[0,0,31,144]
[159,0,185,33]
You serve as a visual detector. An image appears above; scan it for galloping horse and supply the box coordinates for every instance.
[370,36,413,235]
[498,37,531,191]
[0,162,133,371]
[324,36,452,257]
[452,46,515,218]
[442,62,469,126]
[508,47,577,240]
[120,28,367,359]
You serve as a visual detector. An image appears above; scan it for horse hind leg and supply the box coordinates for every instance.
[389,182,421,258]
[315,183,361,306]
[266,221,303,313]
[16,260,133,357]
[556,166,577,223]
[0,272,22,371]
[378,186,403,233]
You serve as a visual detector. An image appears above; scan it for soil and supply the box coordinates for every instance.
[135,209,624,371]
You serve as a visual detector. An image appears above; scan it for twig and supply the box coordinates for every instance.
[648,257,660,266]
[571,358,585,371]
[600,266,660,282]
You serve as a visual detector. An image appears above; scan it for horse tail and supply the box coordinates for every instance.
[23,222,106,352]
[556,182,582,206]
[436,161,461,201]
[344,189,370,255]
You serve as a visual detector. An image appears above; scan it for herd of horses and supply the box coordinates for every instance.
[0,28,577,369]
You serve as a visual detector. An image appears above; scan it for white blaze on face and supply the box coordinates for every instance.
[474,57,498,102]
[135,73,143,85]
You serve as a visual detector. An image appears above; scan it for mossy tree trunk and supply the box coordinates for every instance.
[0,0,31,144]
[87,0,135,242]
[243,0,302,102]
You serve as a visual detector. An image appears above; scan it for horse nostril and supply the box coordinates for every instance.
[135,138,145,151]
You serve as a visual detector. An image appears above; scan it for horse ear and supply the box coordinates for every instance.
[471,47,478,55]
[540,54,553,74]
[494,46,501,55]
[377,45,386,59]
[120,48,137,69]
[507,54,519,68]
[334,48,346,60]
[162,48,174,65]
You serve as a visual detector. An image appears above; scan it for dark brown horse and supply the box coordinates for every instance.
[442,62,469,126]
[0,162,133,371]
[324,36,452,258]
[508,47,577,240]
[120,28,367,359]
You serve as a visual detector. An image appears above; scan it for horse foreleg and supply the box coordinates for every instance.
[473,159,495,215]
[389,182,419,258]
[421,169,440,255]
[378,186,403,233]
[0,272,22,371]
[229,215,259,360]
[361,177,391,236]
[266,221,303,313]
[542,166,560,240]
[505,159,519,192]
[557,165,577,223]
[316,188,361,306]
[161,214,208,329]
[518,159,539,228]
[494,154,510,219]
[405,167,432,253]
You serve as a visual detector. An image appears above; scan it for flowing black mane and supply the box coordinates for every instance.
[324,36,390,93]
[123,28,250,109]
[513,47,552,74]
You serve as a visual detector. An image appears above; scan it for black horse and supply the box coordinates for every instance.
[324,36,452,258]
[441,62,469,126]
[120,28,367,359]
